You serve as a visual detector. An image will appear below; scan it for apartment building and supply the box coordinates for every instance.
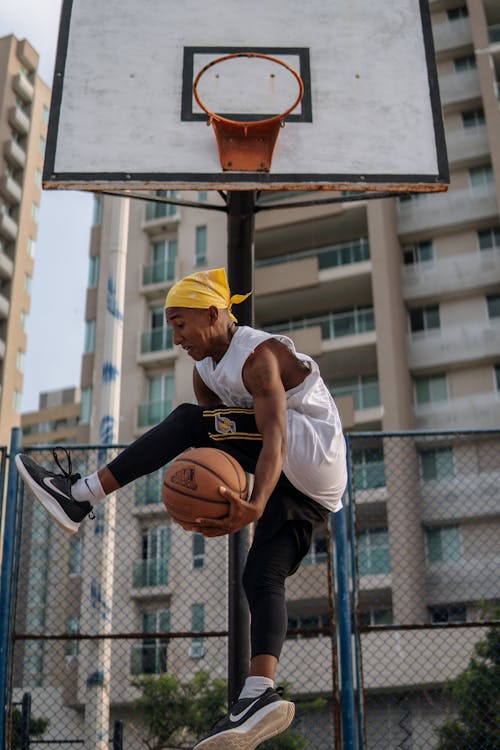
[21,387,81,447]
[0,35,51,447]
[12,2,500,747]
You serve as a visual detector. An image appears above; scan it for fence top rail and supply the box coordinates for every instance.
[347,428,500,438]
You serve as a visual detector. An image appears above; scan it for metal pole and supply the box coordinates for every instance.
[21,692,31,750]
[334,505,357,749]
[0,427,22,750]
[83,195,129,748]
[112,719,123,750]
[226,190,255,704]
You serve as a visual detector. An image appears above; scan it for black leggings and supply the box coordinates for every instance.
[107,403,327,659]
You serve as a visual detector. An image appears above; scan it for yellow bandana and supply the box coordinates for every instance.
[165,268,251,322]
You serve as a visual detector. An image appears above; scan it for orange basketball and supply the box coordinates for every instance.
[162,447,248,525]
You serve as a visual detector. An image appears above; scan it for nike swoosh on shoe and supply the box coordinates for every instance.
[229,696,263,722]
[43,476,73,499]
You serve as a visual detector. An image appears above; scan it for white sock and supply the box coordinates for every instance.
[238,676,275,700]
[72,472,107,504]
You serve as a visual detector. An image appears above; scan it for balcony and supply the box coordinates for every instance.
[255,239,373,317]
[137,400,172,429]
[0,292,10,319]
[0,247,14,280]
[13,72,34,102]
[332,382,384,429]
[137,327,176,368]
[432,18,473,56]
[132,558,169,588]
[414,390,500,430]
[407,320,500,371]
[4,138,26,169]
[427,557,500,604]
[438,69,481,109]
[420,471,500,524]
[0,175,22,204]
[402,248,500,303]
[139,258,177,298]
[397,184,498,238]
[445,124,490,168]
[142,200,180,235]
[8,105,30,136]
[0,211,18,242]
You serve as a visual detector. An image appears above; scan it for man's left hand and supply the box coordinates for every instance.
[177,486,263,537]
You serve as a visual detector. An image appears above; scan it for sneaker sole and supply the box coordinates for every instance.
[194,701,295,750]
[15,455,80,534]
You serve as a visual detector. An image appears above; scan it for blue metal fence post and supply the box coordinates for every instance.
[334,501,357,749]
[0,426,22,750]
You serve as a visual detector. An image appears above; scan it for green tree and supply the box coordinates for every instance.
[435,620,500,750]
[132,671,326,749]
[11,707,48,749]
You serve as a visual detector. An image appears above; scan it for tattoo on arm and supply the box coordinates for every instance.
[251,363,276,396]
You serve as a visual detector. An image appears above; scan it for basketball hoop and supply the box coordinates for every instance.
[193,52,304,172]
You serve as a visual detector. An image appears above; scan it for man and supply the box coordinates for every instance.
[16,268,347,750]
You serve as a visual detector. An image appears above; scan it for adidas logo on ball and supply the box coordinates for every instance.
[170,466,198,490]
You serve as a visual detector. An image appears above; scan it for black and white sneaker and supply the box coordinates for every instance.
[15,450,94,534]
[193,687,295,750]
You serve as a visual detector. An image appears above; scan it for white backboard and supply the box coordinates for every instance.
[44,0,449,192]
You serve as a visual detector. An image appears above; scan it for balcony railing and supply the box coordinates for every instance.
[432,18,472,54]
[266,307,375,341]
[414,390,500,430]
[133,558,169,587]
[137,400,172,428]
[8,105,30,135]
[407,320,500,370]
[402,247,500,301]
[332,381,381,411]
[140,327,174,354]
[438,68,480,107]
[142,258,176,286]
[256,238,370,271]
[4,139,26,169]
[0,211,18,242]
[145,202,179,222]
[0,247,14,280]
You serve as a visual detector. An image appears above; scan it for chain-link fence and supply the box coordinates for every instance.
[3,431,499,748]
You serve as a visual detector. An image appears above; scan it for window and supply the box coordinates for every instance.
[24,273,32,293]
[35,169,42,189]
[360,608,393,627]
[425,526,462,562]
[139,373,174,426]
[84,320,96,353]
[190,604,205,658]
[13,390,22,411]
[198,191,208,202]
[478,226,500,250]
[462,108,485,129]
[414,374,448,405]
[287,613,330,639]
[447,6,468,21]
[80,387,93,424]
[195,225,207,266]
[65,617,80,656]
[131,609,170,675]
[409,305,440,334]
[486,294,500,320]
[357,528,391,575]
[420,447,455,481]
[31,203,39,220]
[331,374,380,410]
[16,350,25,373]
[193,533,206,569]
[39,136,46,155]
[352,446,386,490]
[495,364,500,392]
[134,525,171,587]
[303,534,328,565]
[42,105,50,124]
[469,165,494,189]
[430,604,466,624]
[21,311,28,331]
[145,190,179,221]
[403,240,434,265]
[135,470,164,507]
[454,55,476,72]
[68,535,83,575]
[88,255,99,287]
[92,195,103,225]
[27,237,36,257]
[145,238,178,284]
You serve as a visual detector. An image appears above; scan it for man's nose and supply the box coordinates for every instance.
[173,330,183,345]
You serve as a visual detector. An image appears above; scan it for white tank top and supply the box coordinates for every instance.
[195,326,346,512]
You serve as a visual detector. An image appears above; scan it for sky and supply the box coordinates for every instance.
[1,0,93,412]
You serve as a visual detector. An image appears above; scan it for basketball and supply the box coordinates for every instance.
[162,447,248,525]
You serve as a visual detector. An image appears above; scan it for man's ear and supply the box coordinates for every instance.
[207,305,219,325]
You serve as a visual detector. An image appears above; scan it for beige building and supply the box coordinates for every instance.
[0,35,51,447]
[21,387,81,447]
[11,2,500,747]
